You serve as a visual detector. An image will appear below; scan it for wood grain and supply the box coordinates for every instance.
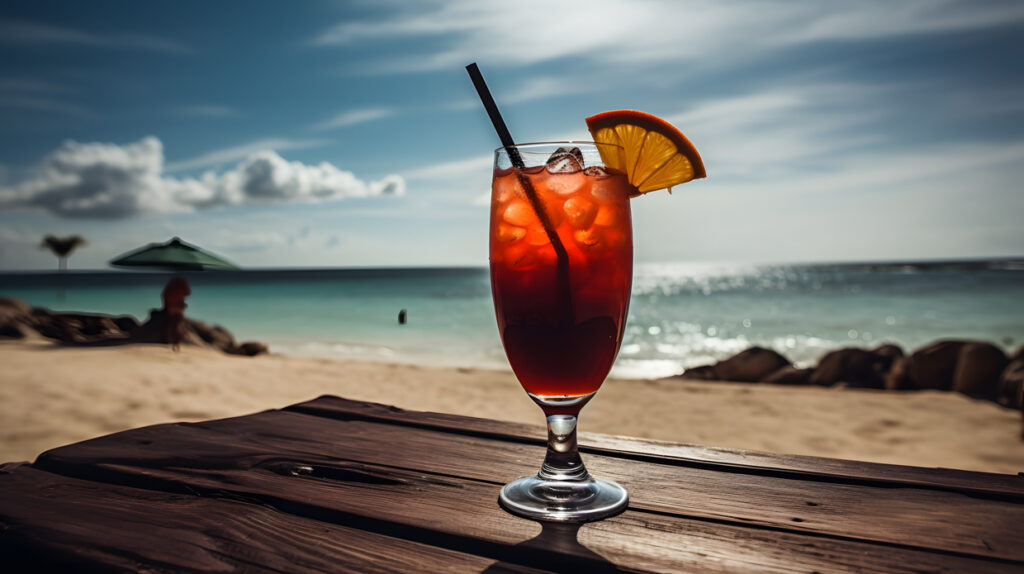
[0,464,550,574]
[289,395,1024,498]
[6,396,1024,573]
[11,454,1022,573]
[33,406,1024,563]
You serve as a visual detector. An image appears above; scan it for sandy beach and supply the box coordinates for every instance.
[2,340,1021,475]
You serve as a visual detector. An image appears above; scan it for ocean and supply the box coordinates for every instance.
[2,260,1022,379]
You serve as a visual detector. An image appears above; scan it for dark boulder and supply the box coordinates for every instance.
[762,366,814,385]
[127,309,170,344]
[0,297,38,339]
[712,347,791,382]
[873,344,905,361]
[50,313,122,337]
[0,321,30,338]
[36,316,87,343]
[112,315,140,333]
[187,319,237,352]
[678,365,716,380]
[885,358,914,390]
[232,341,269,356]
[997,359,1024,409]
[902,340,971,391]
[0,298,265,357]
[951,342,1007,400]
[809,347,898,389]
[0,296,34,318]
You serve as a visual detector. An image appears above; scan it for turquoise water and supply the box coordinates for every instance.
[2,261,1022,379]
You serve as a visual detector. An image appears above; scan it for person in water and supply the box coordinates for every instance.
[161,277,191,351]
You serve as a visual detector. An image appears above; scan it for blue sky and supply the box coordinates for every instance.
[1,0,1022,270]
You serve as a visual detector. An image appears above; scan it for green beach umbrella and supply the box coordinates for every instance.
[109,237,239,271]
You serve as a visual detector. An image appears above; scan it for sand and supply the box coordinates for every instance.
[1,340,1022,474]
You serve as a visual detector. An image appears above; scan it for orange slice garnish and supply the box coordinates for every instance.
[586,110,706,196]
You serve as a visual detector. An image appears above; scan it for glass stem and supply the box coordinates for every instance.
[538,415,590,481]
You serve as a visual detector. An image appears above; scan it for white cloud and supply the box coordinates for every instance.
[665,83,888,179]
[0,75,90,117]
[492,76,597,107]
[165,138,328,172]
[0,19,192,54]
[0,136,406,220]
[784,0,1024,43]
[403,154,491,181]
[313,0,1024,73]
[310,107,395,131]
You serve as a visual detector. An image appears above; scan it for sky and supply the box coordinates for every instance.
[0,0,1022,271]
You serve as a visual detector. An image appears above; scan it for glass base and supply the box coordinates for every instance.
[499,474,629,522]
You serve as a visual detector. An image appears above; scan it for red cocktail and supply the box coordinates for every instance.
[490,143,632,521]
[490,151,633,409]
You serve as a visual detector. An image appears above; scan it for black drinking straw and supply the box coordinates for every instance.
[466,62,572,324]
[466,63,524,168]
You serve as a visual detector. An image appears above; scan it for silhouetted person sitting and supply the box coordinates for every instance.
[162,277,191,351]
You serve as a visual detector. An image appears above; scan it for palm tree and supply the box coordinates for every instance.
[40,235,88,272]
[40,235,87,301]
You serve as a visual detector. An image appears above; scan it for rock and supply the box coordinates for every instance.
[873,344,905,361]
[809,347,896,389]
[0,296,34,318]
[0,297,38,338]
[712,347,791,382]
[0,299,265,357]
[997,359,1024,409]
[678,365,716,380]
[902,340,971,391]
[762,366,814,385]
[232,341,269,356]
[30,312,131,343]
[885,357,914,390]
[951,342,1007,400]
[113,315,140,333]
[53,313,121,337]
[187,319,237,352]
[36,316,88,343]
[0,321,27,338]
[126,309,170,344]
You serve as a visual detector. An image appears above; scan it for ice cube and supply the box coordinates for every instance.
[493,175,521,203]
[546,146,584,174]
[541,171,583,196]
[591,177,629,204]
[593,205,620,227]
[527,226,550,246]
[502,201,535,226]
[498,224,526,243]
[574,229,601,247]
[583,166,610,178]
[506,244,537,270]
[563,197,597,229]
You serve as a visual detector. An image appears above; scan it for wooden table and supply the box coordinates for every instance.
[2,395,1023,573]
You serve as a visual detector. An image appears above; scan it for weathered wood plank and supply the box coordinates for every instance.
[19,453,1024,574]
[0,464,551,574]
[288,395,1024,498]
[34,408,1024,563]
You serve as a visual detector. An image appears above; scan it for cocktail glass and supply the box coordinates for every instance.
[490,142,632,522]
